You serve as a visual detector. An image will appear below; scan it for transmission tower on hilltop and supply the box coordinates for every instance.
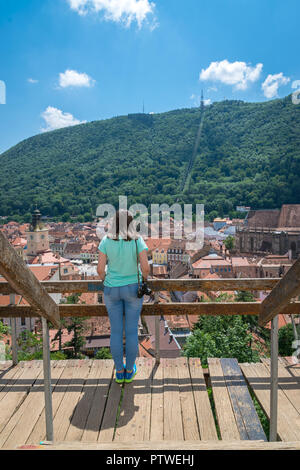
[201,90,204,110]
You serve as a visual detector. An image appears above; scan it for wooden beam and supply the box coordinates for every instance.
[0,278,279,295]
[1,301,300,318]
[0,231,60,328]
[15,440,300,450]
[259,257,300,327]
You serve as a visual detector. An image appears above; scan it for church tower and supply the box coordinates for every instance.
[25,208,49,260]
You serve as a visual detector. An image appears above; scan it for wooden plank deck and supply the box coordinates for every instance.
[0,357,299,449]
[240,359,300,441]
[220,358,267,441]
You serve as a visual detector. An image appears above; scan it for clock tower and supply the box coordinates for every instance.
[26,208,49,261]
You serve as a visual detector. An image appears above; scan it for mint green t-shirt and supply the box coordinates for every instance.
[98,235,149,287]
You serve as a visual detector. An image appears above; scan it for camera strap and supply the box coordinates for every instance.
[135,239,140,286]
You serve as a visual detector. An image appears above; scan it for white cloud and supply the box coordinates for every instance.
[41,106,87,132]
[292,80,300,89]
[67,0,156,28]
[59,69,95,88]
[28,78,39,84]
[200,59,263,90]
[262,73,290,98]
[190,94,198,106]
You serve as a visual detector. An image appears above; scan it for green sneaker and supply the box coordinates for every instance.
[115,363,126,384]
[125,364,137,383]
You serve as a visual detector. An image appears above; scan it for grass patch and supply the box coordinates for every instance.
[249,388,270,439]
[207,386,221,440]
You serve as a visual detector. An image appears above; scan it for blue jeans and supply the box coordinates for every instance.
[103,283,144,371]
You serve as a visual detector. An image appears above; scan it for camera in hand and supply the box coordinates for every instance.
[137,281,152,298]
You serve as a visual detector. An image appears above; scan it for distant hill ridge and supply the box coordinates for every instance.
[0,94,299,222]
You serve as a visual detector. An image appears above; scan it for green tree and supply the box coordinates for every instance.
[225,235,235,251]
[278,324,295,356]
[51,312,67,352]
[0,322,10,360]
[95,348,112,359]
[62,213,70,222]
[235,291,255,302]
[182,315,260,367]
[17,330,43,361]
[50,351,67,360]
[63,294,88,358]
[0,321,9,340]
[63,318,88,358]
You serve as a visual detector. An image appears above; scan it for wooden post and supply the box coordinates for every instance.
[42,318,54,442]
[155,317,160,364]
[9,294,18,366]
[269,315,278,442]
[154,293,160,364]
[259,257,300,327]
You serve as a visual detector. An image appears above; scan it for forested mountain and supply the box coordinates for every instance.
[1,94,299,223]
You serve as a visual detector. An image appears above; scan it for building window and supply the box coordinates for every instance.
[21,317,26,326]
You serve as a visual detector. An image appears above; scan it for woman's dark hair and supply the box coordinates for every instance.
[107,209,136,241]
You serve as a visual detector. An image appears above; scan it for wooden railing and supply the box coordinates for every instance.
[1,279,300,319]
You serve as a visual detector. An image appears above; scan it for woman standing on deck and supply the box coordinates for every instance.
[97,209,150,384]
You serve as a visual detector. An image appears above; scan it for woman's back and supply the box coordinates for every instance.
[98,235,148,287]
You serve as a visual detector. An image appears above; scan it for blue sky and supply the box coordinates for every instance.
[0,0,299,153]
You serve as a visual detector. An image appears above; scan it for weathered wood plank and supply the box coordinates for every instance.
[259,257,300,327]
[221,358,267,441]
[0,361,13,372]
[0,361,42,439]
[188,357,218,440]
[26,360,76,444]
[162,357,184,441]
[0,364,25,397]
[240,362,300,441]
[0,231,60,327]
[260,358,300,418]
[51,360,92,441]
[177,356,200,440]
[65,360,105,442]
[81,359,114,442]
[0,362,65,449]
[15,440,300,450]
[97,364,123,442]
[114,357,154,442]
[207,358,240,441]
[0,278,280,295]
[149,361,164,441]
[282,357,300,378]
[2,302,300,318]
